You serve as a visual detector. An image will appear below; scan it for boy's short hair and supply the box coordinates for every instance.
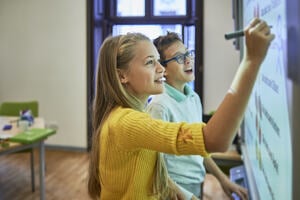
[153,32,182,66]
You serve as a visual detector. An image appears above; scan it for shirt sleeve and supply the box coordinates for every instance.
[110,108,209,157]
[146,102,169,121]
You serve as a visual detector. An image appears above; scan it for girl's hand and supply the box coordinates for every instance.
[244,18,275,66]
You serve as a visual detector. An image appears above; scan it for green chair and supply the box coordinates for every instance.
[0,100,39,192]
[0,101,38,117]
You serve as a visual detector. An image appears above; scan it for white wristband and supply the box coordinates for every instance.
[228,87,237,94]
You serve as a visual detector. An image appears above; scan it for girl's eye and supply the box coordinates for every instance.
[146,59,155,65]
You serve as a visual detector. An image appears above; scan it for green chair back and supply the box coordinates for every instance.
[0,101,39,117]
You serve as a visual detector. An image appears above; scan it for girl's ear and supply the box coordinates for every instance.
[117,69,128,84]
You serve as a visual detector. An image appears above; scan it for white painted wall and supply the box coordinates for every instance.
[0,0,87,148]
[203,0,240,113]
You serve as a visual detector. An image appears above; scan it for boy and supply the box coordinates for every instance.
[146,32,248,200]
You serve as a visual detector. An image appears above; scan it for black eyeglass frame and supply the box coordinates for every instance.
[161,50,195,66]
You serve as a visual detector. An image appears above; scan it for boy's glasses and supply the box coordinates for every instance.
[161,50,195,66]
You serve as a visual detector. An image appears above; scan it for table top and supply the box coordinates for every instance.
[0,116,45,136]
[0,116,54,151]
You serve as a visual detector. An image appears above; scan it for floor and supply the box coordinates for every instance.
[0,149,91,200]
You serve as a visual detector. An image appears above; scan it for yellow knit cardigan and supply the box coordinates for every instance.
[99,106,209,200]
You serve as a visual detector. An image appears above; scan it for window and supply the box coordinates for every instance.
[116,0,187,17]
[153,0,186,16]
[117,0,145,16]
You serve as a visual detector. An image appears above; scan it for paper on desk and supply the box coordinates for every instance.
[0,132,12,139]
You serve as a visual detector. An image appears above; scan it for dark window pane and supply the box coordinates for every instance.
[117,0,145,16]
[153,0,186,16]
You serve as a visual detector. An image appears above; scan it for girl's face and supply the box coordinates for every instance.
[163,41,195,92]
[121,40,165,103]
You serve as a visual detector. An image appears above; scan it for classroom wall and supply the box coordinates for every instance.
[203,0,240,113]
[0,0,237,148]
[0,0,87,148]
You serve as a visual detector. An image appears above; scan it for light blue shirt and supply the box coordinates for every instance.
[146,83,206,198]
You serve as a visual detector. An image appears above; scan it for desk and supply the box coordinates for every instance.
[0,117,55,200]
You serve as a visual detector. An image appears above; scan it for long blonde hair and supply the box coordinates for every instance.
[88,33,175,199]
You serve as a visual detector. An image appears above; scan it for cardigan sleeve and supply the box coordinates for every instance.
[109,107,209,157]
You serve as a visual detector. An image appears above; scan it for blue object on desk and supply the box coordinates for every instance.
[20,109,34,126]
[2,124,12,130]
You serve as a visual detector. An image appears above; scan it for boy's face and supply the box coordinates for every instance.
[163,41,195,91]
